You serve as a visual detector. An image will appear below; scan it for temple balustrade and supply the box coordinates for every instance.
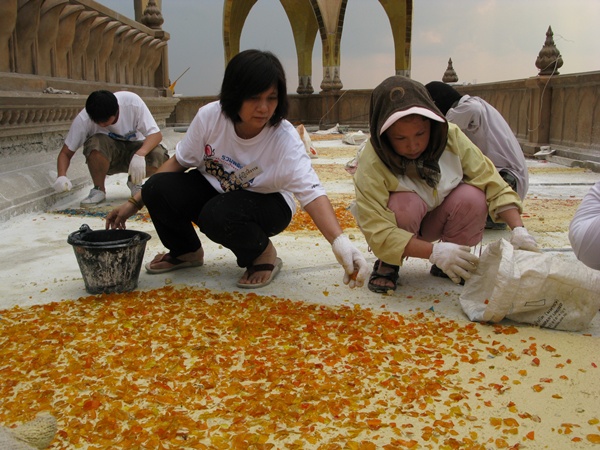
[1,0,176,141]
[167,71,600,168]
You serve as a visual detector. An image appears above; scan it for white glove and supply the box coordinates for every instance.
[52,175,72,193]
[429,242,479,284]
[128,154,146,185]
[331,234,370,288]
[510,226,540,252]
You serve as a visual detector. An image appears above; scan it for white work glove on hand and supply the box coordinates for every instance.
[331,234,370,288]
[52,176,72,193]
[128,154,146,185]
[429,242,479,284]
[510,226,540,252]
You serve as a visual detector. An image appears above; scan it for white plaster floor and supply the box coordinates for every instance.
[1,129,599,336]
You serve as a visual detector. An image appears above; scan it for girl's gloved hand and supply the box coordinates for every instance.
[331,234,370,288]
[510,226,540,252]
[429,242,479,284]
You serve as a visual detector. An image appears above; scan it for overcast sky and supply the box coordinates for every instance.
[102,0,600,96]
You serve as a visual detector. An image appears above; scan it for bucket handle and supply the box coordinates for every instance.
[78,224,93,236]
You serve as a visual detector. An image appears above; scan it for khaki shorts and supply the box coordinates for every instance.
[83,133,169,175]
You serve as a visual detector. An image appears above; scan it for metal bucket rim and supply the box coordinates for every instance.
[67,225,151,248]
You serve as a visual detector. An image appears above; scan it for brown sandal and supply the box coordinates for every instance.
[145,253,203,274]
[368,260,399,293]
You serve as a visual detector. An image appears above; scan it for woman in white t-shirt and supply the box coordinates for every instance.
[106,50,369,289]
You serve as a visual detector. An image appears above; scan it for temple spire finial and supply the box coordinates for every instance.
[442,58,458,83]
[140,0,164,30]
[535,26,563,76]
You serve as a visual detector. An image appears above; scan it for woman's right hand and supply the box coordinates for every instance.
[429,242,479,284]
[105,202,138,230]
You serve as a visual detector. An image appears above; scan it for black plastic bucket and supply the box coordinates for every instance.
[67,224,151,294]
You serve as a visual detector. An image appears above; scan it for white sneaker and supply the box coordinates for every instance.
[80,188,106,207]
[127,180,142,197]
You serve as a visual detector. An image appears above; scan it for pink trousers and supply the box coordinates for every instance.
[387,183,487,246]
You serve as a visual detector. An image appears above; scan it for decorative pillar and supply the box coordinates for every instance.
[535,26,563,76]
[525,76,552,152]
[279,0,318,95]
[96,21,121,82]
[85,16,110,81]
[55,5,84,78]
[137,38,160,85]
[379,0,413,79]
[118,29,142,84]
[317,0,347,92]
[37,0,69,77]
[15,0,44,74]
[71,11,97,80]
[147,41,167,87]
[0,0,18,73]
[442,58,458,83]
[128,34,151,85]
[108,25,130,83]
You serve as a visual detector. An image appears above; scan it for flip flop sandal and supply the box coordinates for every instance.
[236,257,283,289]
[368,259,399,293]
[145,253,203,274]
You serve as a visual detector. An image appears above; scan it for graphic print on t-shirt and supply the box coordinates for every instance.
[203,144,256,192]
[108,130,136,141]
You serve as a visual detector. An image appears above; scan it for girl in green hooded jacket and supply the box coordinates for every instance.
[352,76,538,293]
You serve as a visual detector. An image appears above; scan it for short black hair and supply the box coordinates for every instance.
[85,90,119,123]
[424,82,462,116]
[219,49,288,126]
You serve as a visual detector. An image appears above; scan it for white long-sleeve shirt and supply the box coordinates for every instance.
[447,95,529,199]
[569,181,600,270]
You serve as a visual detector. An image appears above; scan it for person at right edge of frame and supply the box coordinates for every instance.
[425,81,529,230]
[352,76,539,294]
[569,180,600,271]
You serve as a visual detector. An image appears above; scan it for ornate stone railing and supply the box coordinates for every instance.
[0,0,176,139]
[168,72,600,169]
[457,71,600,165]
[2,0,169,92]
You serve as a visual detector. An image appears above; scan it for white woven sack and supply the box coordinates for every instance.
[459,239,600,331]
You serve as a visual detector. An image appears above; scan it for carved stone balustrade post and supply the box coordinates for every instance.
[71,11,97,80]
[55,5,84,78]
[108,25,129,83]
[129,34,152,86]
[16,0,44,74]
[118,29,142,85]
[147,41,167,88]
[0,0,18,73]
[96,21,121,82]
[37,0,69,77]
[85,16,110,81]
[137,38,160,86]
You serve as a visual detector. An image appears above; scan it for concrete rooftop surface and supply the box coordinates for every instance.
[1,128,600,449]
[1,128,598,329]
